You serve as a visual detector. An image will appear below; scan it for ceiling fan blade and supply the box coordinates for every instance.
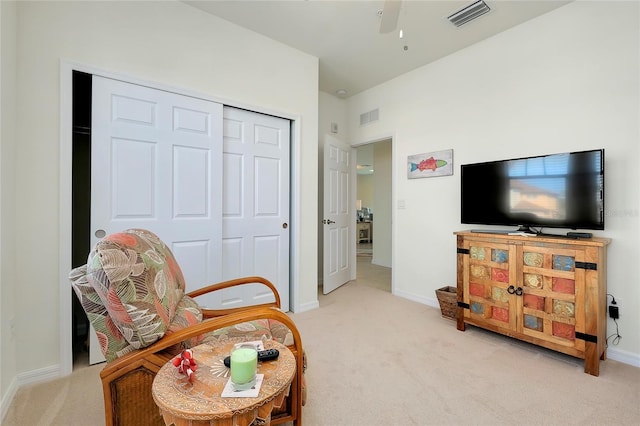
[379,0,402,34]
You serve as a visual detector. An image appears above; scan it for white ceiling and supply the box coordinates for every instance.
[185,0,572,98]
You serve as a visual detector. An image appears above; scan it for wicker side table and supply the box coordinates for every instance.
[152,339,295,426]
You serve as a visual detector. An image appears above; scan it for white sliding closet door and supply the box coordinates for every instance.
[222,107,291,310]
[91,76,223,363]
[87,77,291,365]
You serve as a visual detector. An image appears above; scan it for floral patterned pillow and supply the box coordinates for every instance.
[71,265,204,361]
[84,229,187,350]
[69,265,135,362]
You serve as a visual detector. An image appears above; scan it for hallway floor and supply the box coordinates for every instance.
[356,243,391,292]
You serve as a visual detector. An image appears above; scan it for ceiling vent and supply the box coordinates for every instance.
[447,0,491,27]
[360,108,379,126]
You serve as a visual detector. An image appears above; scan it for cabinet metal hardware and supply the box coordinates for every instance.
[576,261,597,270]
[507,285,523,296]
[575,332,598,343]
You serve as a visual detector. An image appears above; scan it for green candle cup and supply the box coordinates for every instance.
[230,344,258,391]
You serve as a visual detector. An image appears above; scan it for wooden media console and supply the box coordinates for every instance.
[455,231,611,376]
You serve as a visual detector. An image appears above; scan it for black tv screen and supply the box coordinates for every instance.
[461,149,604,231]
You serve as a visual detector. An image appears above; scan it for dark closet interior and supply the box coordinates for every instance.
[71,70,92,367]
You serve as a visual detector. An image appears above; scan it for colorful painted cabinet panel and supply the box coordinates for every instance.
[463,243,515,331]
[520,247,580,345]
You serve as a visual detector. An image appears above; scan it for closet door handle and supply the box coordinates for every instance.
[507,285,515,295]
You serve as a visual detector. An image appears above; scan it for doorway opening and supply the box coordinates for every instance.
[355,139,392,292]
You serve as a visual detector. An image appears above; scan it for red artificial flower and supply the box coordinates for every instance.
[172,349,197,382]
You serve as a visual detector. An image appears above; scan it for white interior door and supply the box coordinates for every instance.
[323,135,354,294]
[91,76,223,362]
[221,107,290,310]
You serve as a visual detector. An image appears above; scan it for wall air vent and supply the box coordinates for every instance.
[360,108,380,126]
[447,0,491,27]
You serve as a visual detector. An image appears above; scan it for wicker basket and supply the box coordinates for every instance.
[435,286,457,320]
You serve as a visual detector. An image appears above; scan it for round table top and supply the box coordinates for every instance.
[152,339,295,423]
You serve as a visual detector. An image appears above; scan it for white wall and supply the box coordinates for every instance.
[5,0,319,399]
[0,0,18,416]
[372,141,392,268]
[318,91,348,143]
[347,1,640,363]
[357,174,374,208]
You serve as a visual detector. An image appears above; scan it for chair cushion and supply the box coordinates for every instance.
[164,295,204,351]
[199,318,294,351]
[201,319,274,345]
[70,265,135,362]
[267,319,294,346]
[84,229,187,350]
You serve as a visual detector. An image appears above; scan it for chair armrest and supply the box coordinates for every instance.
[100,306,302,380]
[186,276,281,318]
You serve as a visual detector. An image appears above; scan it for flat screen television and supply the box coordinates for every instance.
[461,149,604,233]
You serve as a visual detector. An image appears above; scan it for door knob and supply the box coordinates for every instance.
[282,223,288,229]
[323,219,335,225]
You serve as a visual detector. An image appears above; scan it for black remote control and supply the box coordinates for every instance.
[223,349,280,368]
[257,348,280,362]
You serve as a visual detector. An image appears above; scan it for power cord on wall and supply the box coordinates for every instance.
[606,293,622,346]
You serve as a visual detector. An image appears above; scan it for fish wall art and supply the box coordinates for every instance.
[407,149,453,179]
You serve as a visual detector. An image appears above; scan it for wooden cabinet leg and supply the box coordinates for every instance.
[584,343,600,376]
[456,309,466,331]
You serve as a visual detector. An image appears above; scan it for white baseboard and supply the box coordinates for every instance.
[1,364,60,423]
[0,376,18,423]
[607,347,640,367]
[294,300,320,313]
[15,364,61,386]
[393,289,439,309]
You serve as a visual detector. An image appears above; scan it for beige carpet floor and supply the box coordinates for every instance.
[355,252,391,293]
[4,260,639,425]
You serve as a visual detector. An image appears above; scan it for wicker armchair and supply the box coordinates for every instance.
[70,229,305,426]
